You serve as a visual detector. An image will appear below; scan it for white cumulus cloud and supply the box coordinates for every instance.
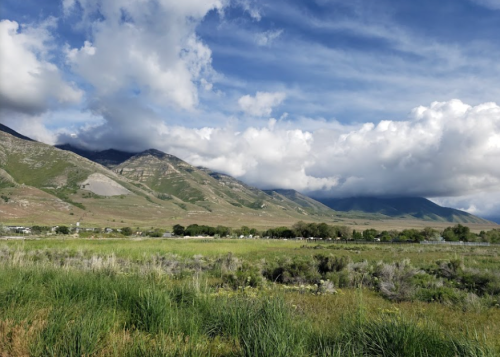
[57,99,500,219]
[238,91,286,117]
[0,19,82,115]
[64,0,226,110]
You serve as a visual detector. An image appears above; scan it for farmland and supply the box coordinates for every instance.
[1,238,499,356]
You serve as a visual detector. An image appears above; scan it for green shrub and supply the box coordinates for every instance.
[222,262,264,289]
[325,270,350,288]
[264,257,321,285]
[315,254,349,275]
[416,286,462,304]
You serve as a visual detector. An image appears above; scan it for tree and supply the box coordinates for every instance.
[56,226,70,235]
[399,229,424,242]
[452,224,472,241]
[215,225,231,237]
[293,221,309,237]
[363,229,378,241]
[442,227,458,241]
[121,227,133,236]
[421,227,439,241]
[317,223,333,238]
[173,224,185,236]
[338,226,352,241]
[352,230,363,240]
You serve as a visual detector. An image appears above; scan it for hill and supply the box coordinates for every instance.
[112,149,336,217]
[0,123,35,142]
[0,126,336,227]
[315,196,490,224]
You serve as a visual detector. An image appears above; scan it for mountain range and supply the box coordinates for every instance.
[0,124,494,227]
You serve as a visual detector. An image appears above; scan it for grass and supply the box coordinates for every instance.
[1,239,499,356]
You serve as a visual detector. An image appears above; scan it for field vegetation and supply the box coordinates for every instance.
[1,237,499,356]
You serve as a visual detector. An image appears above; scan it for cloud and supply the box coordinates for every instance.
[469,0,500,10]
[238,91,286,117]
[236,0,262,20]
[0,19,82,115]
[431,193,500,223]
[64,0,226,110]
[255,29,283,46]
[60,99,500,203]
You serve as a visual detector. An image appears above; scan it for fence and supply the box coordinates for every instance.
[420,241,490,246]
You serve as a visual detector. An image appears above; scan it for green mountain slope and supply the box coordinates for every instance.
[263,189,335,215]
[0,127,336,225]
[316,197,490,224]
[113,150,336,218]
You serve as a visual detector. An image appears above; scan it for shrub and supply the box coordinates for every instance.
[315,254,349,275]
[325,270,350,288]
[263,257,321,285]
[374,260,419,301]
[222,262,264,289]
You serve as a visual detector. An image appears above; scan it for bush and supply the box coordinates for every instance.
[374,260,419,301]
[263,257,321,285]
[315,254,349,275]
[222,262,264,289]
[121,227,133,236]
[325,270,350,288]
[416,286,462,304]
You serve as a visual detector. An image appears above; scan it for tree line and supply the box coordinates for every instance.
[2,221,499,243]
[171,221,500,243]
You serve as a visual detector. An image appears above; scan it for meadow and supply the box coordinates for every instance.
[1,238,499,356]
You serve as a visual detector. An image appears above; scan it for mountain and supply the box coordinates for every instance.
[55,144,136,168]
[0,123,35,142]
[0,123,494,227]
[0,125,336,226]
[315,196,490,224]
[263,189,334,215]
[112,149,336,217]
[0,126,169,225]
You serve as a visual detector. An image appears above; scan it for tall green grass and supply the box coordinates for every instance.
[1,263,495,356]
[1,244,498,356]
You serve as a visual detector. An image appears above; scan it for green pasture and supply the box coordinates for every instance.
[1,238,499,356]
[4,237,500,269]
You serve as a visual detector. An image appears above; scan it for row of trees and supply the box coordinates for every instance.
[171,221,500,243]
[2,221,499,243]
[173,224,239,237]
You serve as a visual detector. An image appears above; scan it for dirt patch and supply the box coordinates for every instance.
[81,173,131,196]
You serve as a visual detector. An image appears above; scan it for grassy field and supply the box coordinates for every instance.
[1,238,499,356]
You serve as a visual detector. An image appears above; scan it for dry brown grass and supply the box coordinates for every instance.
[0,319,46,357]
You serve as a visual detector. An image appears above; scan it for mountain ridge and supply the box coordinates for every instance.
[315,196,489,224]
[0,123,494,226]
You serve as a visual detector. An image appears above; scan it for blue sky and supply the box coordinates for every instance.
[1,0,500,221]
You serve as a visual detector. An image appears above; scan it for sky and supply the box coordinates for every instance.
[1,0,500,222]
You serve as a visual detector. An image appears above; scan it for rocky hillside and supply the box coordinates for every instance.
[113,150,336,217]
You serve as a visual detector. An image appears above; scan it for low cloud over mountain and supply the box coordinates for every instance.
[56,99,500,222]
